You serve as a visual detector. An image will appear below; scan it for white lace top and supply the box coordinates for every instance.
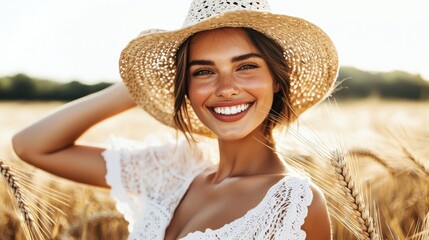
[102,137,313,240]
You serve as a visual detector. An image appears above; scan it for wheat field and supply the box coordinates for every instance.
[0,99,428,239]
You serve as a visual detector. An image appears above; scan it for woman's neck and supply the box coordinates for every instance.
[212,128,286,183]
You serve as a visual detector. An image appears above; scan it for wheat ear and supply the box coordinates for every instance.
[0,159,34,234]
[400,144,429,177]
[347,148,397,175]
[330,150,379,240]
[1,158,70,240]
[380,126,429,177]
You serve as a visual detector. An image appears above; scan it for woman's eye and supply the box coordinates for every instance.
[192,69,213,76]
[238,64,258,71]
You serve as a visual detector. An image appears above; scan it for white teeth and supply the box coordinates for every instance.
[213,104,250,115]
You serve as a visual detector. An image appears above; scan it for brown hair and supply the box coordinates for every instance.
[173,28,294,141]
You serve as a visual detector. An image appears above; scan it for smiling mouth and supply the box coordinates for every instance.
[212,103,251,115]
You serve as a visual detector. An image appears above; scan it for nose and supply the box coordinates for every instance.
[215,73,240,98]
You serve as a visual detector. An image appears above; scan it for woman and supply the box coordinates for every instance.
[12,0,338,239]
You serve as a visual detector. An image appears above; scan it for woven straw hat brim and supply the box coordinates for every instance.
[119,10,339,137]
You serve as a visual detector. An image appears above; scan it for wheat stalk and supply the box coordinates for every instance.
[271,99,385,240]
[407,212,429,240]
[0,159,35,238]
[347,148,397,175]
[330,150,379,240]
[0,158,70,240]
[273,123,382,239]
[400,144,429,177]
[379,126,429,177]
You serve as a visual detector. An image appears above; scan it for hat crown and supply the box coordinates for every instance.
[183,0,271,27]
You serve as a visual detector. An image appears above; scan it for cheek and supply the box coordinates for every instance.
[246,77,275,99]
[249,79,276,112]
[188,81,211,108]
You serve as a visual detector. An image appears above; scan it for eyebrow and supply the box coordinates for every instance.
[188,53,263,67]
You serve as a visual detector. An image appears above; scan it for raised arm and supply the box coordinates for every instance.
[12,83,136,188]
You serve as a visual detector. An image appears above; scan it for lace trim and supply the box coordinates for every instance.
[102,136,149,232]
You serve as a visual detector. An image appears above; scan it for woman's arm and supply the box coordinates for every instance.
[12,83,136,188]
[302,184,332,240]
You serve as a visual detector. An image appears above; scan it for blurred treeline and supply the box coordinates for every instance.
[0,66,428,101]
[0,74,111,101]
[335,67,429,100]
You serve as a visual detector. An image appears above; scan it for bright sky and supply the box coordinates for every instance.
[1,0,428,83]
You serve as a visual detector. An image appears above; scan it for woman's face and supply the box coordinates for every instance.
[188,28,277,140]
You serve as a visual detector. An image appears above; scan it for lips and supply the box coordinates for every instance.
[209,102,253,122]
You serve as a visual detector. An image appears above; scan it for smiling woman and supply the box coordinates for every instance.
[186,29,277,140]
[12,0,338,239]
[177,28,292,140]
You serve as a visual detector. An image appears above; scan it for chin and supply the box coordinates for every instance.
[211,128,253,142]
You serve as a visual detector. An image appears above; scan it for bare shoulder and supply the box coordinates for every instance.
[301,183,332,240]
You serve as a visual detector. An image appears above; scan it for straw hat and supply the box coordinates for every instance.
[119,0,339,137]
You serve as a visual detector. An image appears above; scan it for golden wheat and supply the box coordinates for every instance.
[0,158,70,240]
[1,101,428,239]
[400,144,429,177]
[0,159,39,239]
[272,100,391,240]
[275,126,382,239]
[67,211,126,236]
[329,150,379,240]
[379,126,429,178]
[347,148,397,176]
